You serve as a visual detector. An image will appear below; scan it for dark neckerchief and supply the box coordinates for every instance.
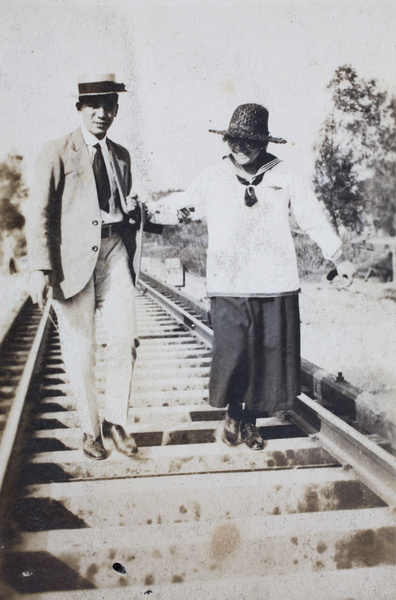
[226,153,281,206]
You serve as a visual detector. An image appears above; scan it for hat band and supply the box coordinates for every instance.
[229,127,268,136]
[209,129,287,144]
[78,81,126,95]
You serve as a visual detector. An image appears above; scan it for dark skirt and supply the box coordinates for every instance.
[209,295,301,416]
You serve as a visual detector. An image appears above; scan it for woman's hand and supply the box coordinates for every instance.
[336,260,356,287]
[177,207,195,223]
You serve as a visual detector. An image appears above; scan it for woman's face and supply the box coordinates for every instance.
[228,139,262,165]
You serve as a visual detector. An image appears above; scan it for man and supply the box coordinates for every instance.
[28,74,161,459]
[147,103,355,450]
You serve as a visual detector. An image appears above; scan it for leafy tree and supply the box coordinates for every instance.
[314,65,396,235]
[363,96,396,236]
[0,154,27,269]
[0,154,27,231]
[314,111,365,233]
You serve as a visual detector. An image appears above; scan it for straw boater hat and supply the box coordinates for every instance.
[77,74,127,96]
[209,103,287,144]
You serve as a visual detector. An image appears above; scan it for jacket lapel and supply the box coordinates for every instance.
[70,128,95,185]
[107,139,128,213]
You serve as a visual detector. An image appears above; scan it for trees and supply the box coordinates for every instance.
[0,154,27,270]
[365,95,396,236]
[314,65,396,236]
[0,154,26,230]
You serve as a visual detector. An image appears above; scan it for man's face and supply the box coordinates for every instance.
[228,138,262,165]
[78,95,118,139]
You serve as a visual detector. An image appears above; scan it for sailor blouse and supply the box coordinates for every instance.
[147,158,342,297]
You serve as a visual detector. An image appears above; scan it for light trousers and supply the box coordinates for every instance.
[53,234,137,438]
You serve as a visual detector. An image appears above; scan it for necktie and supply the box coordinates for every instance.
[93,143,111,212]
[236,172,265,207]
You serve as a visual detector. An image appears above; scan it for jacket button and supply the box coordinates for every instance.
[92,246,98,252]
[92,220,99,226]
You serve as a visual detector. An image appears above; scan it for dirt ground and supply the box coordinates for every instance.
[143,259,396,401]
[300,278,396,399]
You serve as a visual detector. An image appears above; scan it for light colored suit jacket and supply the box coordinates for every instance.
[28,128,133,299]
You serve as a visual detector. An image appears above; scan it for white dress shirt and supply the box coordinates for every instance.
[81,125,124,224]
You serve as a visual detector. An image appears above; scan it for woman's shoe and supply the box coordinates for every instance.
[240,422,265,450]
[222,413,241,446]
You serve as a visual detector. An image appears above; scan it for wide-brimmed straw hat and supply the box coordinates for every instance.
[209,103,286,144]
[77,74,127,96]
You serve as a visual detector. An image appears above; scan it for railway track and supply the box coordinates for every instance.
[0,274,395,599]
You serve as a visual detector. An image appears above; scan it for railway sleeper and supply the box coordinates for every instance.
[21,438,338,484]
[27,419,304,452]
[3,568,396,600]
[3,507,396,592]
[17,468,386,531]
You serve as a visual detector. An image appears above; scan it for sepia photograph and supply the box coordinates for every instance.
[0,0,395,598]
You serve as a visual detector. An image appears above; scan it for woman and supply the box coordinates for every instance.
[147,104,355,450]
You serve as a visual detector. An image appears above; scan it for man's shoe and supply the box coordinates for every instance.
[222,413,241,446]
[240,422,265,450]
[102,420,138,457]
[82,433,107,460]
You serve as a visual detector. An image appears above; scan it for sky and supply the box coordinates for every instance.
[1,0,395,191]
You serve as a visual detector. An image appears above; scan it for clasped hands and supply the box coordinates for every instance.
[125,194,142,224]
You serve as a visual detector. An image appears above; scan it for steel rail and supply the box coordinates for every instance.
[138,278,213,348]
[291,394,396,507]
[0,299,52,494]
[138,272,396,508]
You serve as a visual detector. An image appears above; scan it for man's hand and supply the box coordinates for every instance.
[335,260,356,287]
[125,194,139,213]
[30,271,49,310]
[125,194,142,224]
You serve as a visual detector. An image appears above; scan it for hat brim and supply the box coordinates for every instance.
[209,129,287,144]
